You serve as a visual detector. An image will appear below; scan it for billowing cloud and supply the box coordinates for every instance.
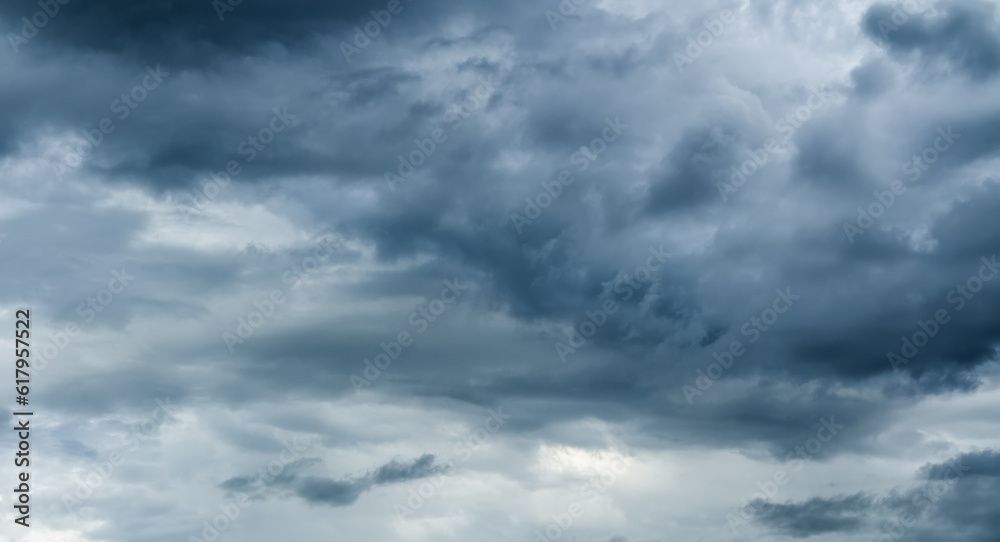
[2,0,1000,540]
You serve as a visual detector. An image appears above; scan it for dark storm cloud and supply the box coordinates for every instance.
[8,3,1000,539]
[0,0,520,187]
[645,122,747,214]
[220,454,448,506]
[907,451,1000,542]
[862,0,1000,80]
[750,493,873,537]
[751,450,1000,541]
[921,449,1000,479]
[319,65,999,418]
[3,0,438,64]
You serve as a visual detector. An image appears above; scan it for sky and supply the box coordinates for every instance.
[1,0,1000,541]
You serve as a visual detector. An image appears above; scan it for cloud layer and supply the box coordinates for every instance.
[1,0,999,541]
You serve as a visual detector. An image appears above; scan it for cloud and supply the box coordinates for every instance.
[862,0,1000,80]
[220,454,450,507]
[750,450,1000,541]
[750,493,874,538]
[5,0,1000,540]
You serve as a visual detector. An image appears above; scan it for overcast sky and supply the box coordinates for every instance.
[1,0,1000,541]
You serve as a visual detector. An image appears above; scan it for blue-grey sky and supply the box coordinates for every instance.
[1,0,1000,541]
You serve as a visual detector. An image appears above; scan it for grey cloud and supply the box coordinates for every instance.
[750,493,874,538]
[863,0,1000,80]
[220,454,449,507]
[921,449,1000,479]
[7,0,1000,540]
[752,450,1000,541]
